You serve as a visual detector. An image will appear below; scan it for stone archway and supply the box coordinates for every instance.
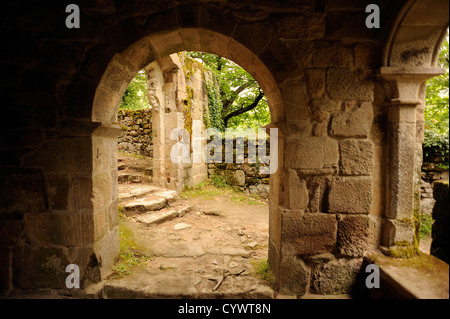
[376,0,448,251]
[90,28,286,290]
[4,0,449,298]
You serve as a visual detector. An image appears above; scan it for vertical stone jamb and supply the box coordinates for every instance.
[377,67,445,249]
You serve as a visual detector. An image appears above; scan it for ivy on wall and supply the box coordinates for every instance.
[204,73,225,131]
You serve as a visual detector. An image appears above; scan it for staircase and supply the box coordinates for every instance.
[95,153,275,299]
[118,154,191,226]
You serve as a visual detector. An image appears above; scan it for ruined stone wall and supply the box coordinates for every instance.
[207,138,271,199]
[420,148,449,216]
[143,53,209,192]
[117,109,153,157]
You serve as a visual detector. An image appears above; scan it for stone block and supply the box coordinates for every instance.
[24,212,94,246]
[0,214,24,246]
[420,198,435,216]
[278,256,310,296]
[325,11,377,41]
[382,219,415,247]
[256,184,270,199]
[312,41,353,67]
[0,170,48,213]
[12,244,70,289]
[271,14,324,40]
[92,172,113,211]
[288,169,309,210]
[241,162,256,176]
[281,213,337,256]
[309,97,340,112]
[68,176,93,211]
[280,80,310,123]
[306,68,325,98]
[24,137,93,175]
[285,137,339,170]
[337,215,369,257]
[328,177,373,214]
[354,43,379,69]
[311,258,363,295]
[94,226,120,280]
[330,101,373,138]
[47,175,70,210]
[339,139,375,176]
[326,68,374,101]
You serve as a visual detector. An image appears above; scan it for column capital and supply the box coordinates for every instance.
[376,67,446,81]
[377,67,446,102]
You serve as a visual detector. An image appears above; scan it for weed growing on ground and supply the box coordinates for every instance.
[108,214,150,279]
[251,259,276,289]
[180,176,266,206]
[419,213,434,239]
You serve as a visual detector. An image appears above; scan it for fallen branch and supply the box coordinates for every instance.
[212,269,245,291]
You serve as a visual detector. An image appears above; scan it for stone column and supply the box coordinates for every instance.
[377,67,444,250]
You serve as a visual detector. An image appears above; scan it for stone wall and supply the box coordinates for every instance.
[420,148,449,216]
[117,109,153,157]
[207,137,271,199]
[2,0,449,298]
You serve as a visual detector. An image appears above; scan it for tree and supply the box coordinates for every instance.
[186,52,270,130]
[120,70,150,110]
[423,32,449,169]
[425,34,449,134]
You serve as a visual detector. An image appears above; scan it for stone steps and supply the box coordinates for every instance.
[118,184,161,201]
[117,154,189,227]
[121,190,178,214]
[117,155,153,184]
[118,172,153,184]
[135,204,191,226]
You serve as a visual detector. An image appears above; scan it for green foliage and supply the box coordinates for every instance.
[187,52,270,131]
[209,174,229,188]
[423,130,449,170]
[251,259,276,288]
[109,215,149,279]
[120,70,151,110]
[419,213,434,239]
[204,73,225,131]
[180,176,266,205]
[424,33,449,169]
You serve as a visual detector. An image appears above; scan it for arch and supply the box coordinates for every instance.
[377,0,448,249]
[382,0,449,67]
[93,29,284,129]
[89,26,286,286]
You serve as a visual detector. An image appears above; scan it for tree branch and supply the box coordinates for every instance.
[223,91,264,128]
[222,82,254,113]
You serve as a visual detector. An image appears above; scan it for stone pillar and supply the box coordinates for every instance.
[377,67,444,249]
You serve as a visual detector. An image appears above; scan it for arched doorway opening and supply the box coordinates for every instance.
[376,0,449,256]
[91,29,284,295]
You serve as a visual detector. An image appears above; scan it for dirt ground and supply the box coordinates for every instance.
[108,180,275,298]
[123,192,270,274]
